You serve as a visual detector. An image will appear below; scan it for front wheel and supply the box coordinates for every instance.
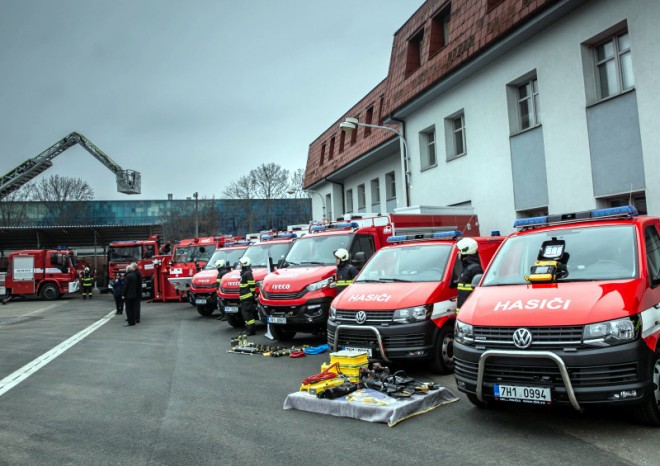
[269,325,296,342]
[429,325,454,374]
[466,393,491,409]
[633,351,660,426]
[226,314,245,328]
[197,304,214,317]
[40,283,60,301]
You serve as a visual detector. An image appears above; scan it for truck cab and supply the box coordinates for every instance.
[190,242,250,316]
[167,236,227,300]
[219,234,296,328]
[328,231,502,373]
[453,206,660,426]
[107,235,160,297]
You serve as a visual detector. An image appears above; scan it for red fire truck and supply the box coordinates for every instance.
[218,233,297,327]
[190,242,251,316]
[2,248,79,303]
[328,231,502,374]
[259,212,479,341]
[453,206,660,426]
[106,235,160,297]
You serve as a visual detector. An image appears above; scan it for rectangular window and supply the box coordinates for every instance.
[378,96,385,125]
[364,106,374,136]
[371,178,380,205]
[320,143,326,165]
[357,184,366,210]
[594,31,634,100]
[645,226,660,279]
[385,171,396,200]
[445,111,466,161]
[346,189,354,213]
[420,127,437,170]
[329,136,335,161]
[339,131,345,153]
[518,77,540,131]
[325,193,332,220]
[405,29,424,76]
[429,5,450,57]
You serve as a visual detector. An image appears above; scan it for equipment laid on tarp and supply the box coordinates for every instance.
[226,334,329,358]
[285,353,459,426]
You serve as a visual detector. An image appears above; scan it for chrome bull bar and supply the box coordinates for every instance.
[332,325,390,363]
[476,349,582,412]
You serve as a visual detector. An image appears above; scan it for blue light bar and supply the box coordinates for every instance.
[513,216,549,228]
[591,205,638,218]
[310,221,359,232]
[432,230,463,239]
[386,235,409,243]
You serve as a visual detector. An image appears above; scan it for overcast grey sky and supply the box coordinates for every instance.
[0,0,425,201]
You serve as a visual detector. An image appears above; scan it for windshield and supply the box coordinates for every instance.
[190,245,216,263]
[109,246,142,262]
[173,246,192,264]
[284,234,351,266]
[357,244,452,283]
[482,225,637,286]
[204,249,246,270]
[244,242,291,268]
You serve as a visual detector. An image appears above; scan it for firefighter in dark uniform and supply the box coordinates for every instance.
[81,267,94,300]
[215,259,232,321]
[333,248,358,294]
[238,256,257,335]
[455,237,482,314]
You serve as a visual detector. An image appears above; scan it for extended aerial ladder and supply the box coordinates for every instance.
[0,132,141,200]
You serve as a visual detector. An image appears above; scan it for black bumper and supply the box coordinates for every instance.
[261,297,332,333]
[327,319,438,363]
[454,339,654,409]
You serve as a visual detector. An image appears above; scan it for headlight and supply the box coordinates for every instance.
[392,305,431,323]
[306,276,334,292]
[256,280,263,289]
[328,306,337,321]
[454,320,474,345]
[583,317,636,347]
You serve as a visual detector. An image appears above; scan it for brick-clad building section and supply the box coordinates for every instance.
[383,0,557,114]
[305,0,558,189]
[304,79,396,189]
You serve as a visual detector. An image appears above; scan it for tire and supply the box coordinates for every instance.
[466,393,491,409]
[632,351,660,426]
[227,314,245,328]
[40,283,60,301]
[197,304,214,317]
[429,325,454,374]
[270,325,296,342]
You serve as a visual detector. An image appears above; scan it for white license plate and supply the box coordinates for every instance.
[195,299,207,305]
[268,316,286,324]
[343,346,372,357]
[225,306,239,314]
[494,384,551,404]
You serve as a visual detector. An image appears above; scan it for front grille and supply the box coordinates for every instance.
[220,286,238,295]
[193,284,216,290]
[261,289,308,300]
[474,326,584,349]
[335,309,395,323]
[454,357,638,387]
[329,327,426,349]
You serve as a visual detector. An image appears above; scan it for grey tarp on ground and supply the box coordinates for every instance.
[283,387,459,427]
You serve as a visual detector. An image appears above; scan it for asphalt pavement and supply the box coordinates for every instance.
[0,293,657,466]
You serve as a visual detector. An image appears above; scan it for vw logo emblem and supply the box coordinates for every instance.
[512,328,532,349]
[355,311,367,324]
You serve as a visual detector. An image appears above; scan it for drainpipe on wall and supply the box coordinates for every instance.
[390,117,411,208]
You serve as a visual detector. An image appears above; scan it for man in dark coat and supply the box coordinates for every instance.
[111,274,125,315]
[122,265,139,326]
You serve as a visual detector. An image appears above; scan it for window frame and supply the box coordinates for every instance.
[385,171,396,201]
[445,111,466,161]
[345,188,354,213]
[594,31,634,101]
[420,126,437,170]
[370,178,380,205]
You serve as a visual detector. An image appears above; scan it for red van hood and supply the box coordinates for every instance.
[191,269,218,286]
[333,282,441,310]
[460,280,643,326]
[263,266,335,293]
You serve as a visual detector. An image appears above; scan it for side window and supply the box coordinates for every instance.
[350,235,375,268]
[644,225,660,280]
[145,244,155,258]
[450,256,463,288]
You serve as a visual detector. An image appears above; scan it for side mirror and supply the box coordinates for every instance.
[276,258,285,269]
[471,274,483,288]
[353,251,366,267]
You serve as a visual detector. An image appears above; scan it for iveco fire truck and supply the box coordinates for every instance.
[3,248,79,303]
[328,231,502,373]
[218,233,297,328]
[259,212,478,341]
[190,242,250,316]
[106,235,160,297]
[453,206,660,426]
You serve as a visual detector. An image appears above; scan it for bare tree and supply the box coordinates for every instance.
[223,163,291,200]
[27,175,94,224]
[287,168,307,198]
[0,186,31,226]
[222,174,255,200]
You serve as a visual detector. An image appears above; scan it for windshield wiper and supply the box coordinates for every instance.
[301,261,327,266]
[379,277,413,283]
[357,279,383,283]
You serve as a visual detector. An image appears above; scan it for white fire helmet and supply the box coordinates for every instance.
[84,267,90,273]
[238,256,251,268]
[334,248,350,262]
[456,237,478,255]
[215,259,226,268]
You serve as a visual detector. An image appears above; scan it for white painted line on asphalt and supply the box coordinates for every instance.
[24,303,62,317]
[0,310,116,398]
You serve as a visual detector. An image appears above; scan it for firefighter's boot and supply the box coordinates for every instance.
[245,321,256,336]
